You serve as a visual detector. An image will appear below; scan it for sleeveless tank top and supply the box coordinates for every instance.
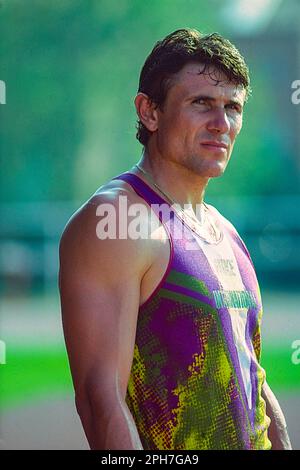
[112,171,271,450]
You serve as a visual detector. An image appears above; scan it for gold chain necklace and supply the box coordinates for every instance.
[134,163,222,243]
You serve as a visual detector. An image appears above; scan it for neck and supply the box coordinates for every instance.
[135,148,209,212]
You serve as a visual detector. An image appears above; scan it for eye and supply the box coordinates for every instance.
[193,98,207,105]
[193,98,211,109]
[226,103,242,113]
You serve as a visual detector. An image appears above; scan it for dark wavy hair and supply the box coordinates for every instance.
[136,28,251,146]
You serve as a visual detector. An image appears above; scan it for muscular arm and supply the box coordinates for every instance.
[262,381,292,450]
[59,192,151,449]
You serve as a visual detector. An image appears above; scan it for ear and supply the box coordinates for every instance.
[134,93,159,132]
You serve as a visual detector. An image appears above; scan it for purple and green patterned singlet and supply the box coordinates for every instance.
[113,171,271,450]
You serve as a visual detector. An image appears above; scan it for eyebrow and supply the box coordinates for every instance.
[190,94,244,108]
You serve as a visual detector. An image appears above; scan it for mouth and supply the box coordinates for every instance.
[200,141,229,151]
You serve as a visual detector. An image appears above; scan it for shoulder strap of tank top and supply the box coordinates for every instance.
[112,172,176,261]
[112,171,175,222]
[207,203,256,269]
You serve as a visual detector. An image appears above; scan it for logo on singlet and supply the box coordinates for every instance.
[213,290,257,309]
[214,258,236,277]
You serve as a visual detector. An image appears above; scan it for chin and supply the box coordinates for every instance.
[208,166,227,178]
[194,162,227,178]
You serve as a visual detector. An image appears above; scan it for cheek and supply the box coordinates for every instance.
[157,117,184,152]
[158,109,203,149]
[160,114,187,143]
[230,117,243,141]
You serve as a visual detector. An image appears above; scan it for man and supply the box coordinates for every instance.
[59,28,292,450]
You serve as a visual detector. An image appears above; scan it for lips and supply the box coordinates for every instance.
[201,141,228,149]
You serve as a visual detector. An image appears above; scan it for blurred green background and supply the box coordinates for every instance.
[0,0,299,449]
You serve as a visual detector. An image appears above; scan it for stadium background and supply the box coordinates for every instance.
[0,0,299,449]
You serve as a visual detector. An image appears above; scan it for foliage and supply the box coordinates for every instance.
[0,0,299,202]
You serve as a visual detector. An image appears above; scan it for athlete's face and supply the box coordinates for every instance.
[153,62,246,177]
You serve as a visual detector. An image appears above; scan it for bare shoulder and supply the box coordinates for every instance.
[59,176,155,285]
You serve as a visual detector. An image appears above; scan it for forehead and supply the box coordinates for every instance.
[169,62,246,102]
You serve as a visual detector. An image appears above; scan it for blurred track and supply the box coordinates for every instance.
[0,392,299,450]
[0,394,89,450]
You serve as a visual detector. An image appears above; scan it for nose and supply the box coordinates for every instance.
[206,108,230,135]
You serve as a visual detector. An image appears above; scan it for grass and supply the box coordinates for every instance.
[0,347,73,409]
[0,345,299,410]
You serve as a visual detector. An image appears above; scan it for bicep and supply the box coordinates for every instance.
[61,278,139,394]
